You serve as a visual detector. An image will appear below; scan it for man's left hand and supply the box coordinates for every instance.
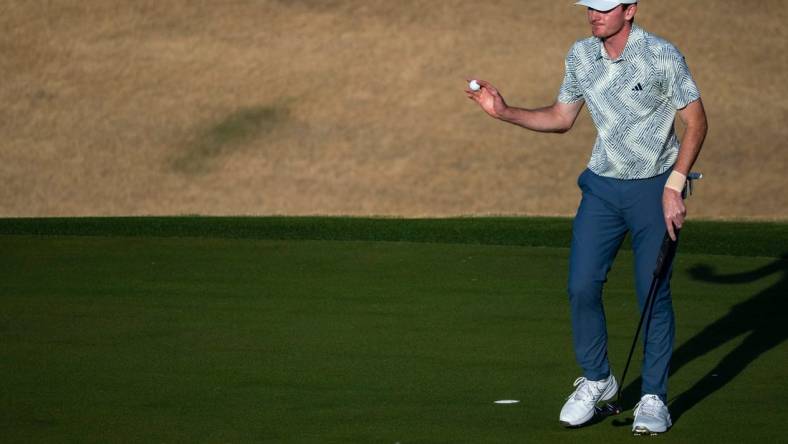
[662,188,686,241]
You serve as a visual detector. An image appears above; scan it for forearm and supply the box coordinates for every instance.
[498,102,581,133]
[673,122,707,175]
[672,99,708,175]
[662,99,708,239]
[664,118,707,198]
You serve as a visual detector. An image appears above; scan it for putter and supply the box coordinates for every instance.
[595,172,702,420]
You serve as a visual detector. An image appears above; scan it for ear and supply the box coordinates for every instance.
[625,4,638,20]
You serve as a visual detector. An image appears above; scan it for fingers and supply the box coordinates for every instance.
[663,188,686,241]
[464,78,504,119]
[475,79,496,92]
[464,79,498,95]
[665,209,685,241]
[465,90,481,103]
[665,218,677,241]
[464,80,490,105]
[464,78,481,101]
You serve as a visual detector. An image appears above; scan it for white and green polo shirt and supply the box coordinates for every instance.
[558,24,701,179]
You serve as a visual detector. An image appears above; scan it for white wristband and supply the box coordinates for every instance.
[665,170,687,193]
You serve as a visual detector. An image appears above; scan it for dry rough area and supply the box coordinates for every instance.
[2,0,786,219]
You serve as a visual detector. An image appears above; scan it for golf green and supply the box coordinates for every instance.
[1,220,785,442]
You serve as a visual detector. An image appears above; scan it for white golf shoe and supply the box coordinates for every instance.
[559,375,618,427]
[632,394,672,435]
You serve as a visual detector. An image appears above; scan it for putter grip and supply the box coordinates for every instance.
[653,230,679,278]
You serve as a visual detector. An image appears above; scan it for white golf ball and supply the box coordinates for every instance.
[469,80,481,91]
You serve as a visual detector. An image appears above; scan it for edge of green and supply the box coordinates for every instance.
[1,216,786,258]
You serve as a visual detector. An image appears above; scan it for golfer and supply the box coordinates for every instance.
[466,0,707,435]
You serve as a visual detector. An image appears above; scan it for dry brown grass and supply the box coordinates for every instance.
[2,0,786,219]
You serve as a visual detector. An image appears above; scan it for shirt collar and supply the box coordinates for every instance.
[595,23,647,63]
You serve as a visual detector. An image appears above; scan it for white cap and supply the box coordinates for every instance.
[575,0,637,12]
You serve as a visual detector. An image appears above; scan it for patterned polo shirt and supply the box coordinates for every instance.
[558,24,701,179]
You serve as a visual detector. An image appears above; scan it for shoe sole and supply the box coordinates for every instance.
[633,426,667,436]
[633,421,672,436]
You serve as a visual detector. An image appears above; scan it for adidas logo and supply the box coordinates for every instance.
[632,83,644,92]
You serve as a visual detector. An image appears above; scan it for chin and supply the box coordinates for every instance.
[590,26,608,38]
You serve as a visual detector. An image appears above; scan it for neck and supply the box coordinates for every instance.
[603,22,633,60]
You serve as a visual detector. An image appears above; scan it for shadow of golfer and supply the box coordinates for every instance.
[617,254,788,424]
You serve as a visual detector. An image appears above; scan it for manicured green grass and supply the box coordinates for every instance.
[1,216,787,257]
[1,218,786,442]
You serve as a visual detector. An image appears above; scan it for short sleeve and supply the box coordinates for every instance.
[661,46,701,109]
[558,46,584,104]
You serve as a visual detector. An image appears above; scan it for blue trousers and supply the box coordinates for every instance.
[568,168,676,402]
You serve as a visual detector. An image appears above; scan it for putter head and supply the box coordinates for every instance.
[595,402,622,418]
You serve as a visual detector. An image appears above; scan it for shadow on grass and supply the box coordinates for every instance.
[172,105,288,174]
[616,254,788,425]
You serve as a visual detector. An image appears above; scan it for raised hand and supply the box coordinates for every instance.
[465,79,509,120]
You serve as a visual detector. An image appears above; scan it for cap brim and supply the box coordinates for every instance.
[575,0,620,12]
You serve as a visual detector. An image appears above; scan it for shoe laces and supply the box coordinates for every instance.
[634,394,664,418]
[568,377,605,404]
